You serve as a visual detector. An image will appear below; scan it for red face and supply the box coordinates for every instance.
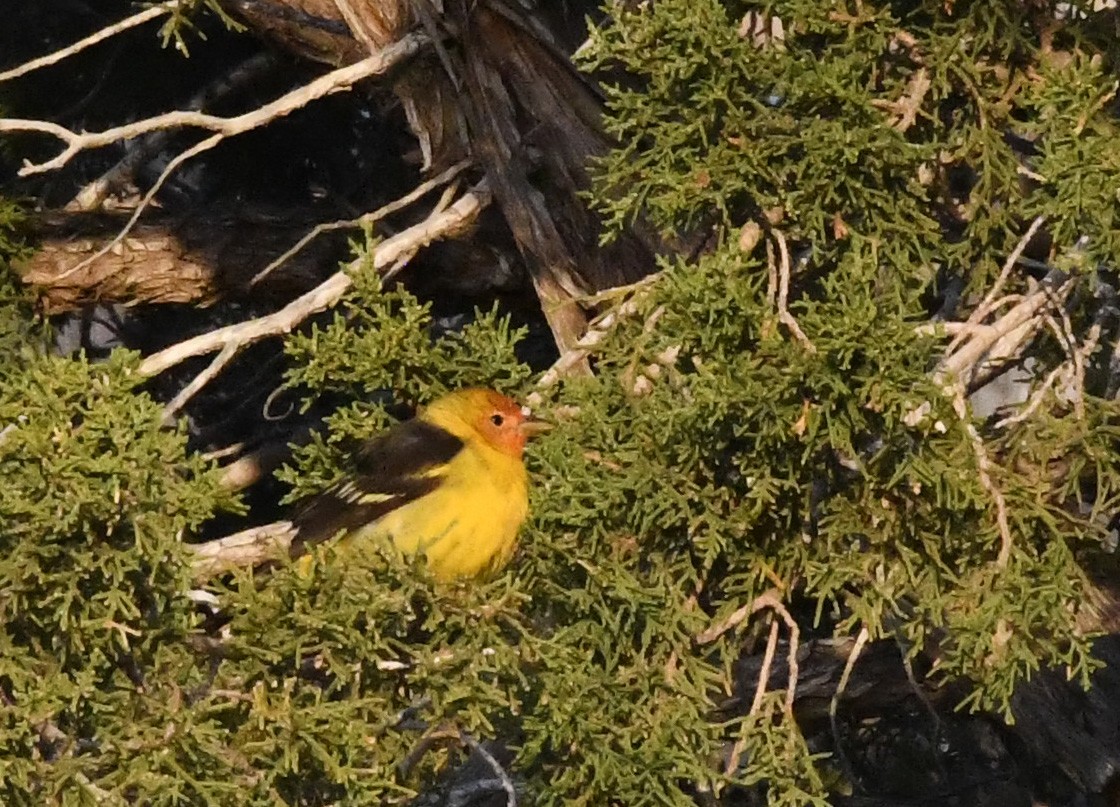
[472,391,531,458]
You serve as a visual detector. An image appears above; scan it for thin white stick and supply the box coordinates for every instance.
[0,2,180,83]
[137,183,491,378]
[773,230,815,352]
[161,344,237,424]
[55,132,224,283]
[459,734,517,807]
[724,618,780,777]
[1,33,429,176]
[250,160,470,286]
[952,385,1013,567]
[966,217,1046,325]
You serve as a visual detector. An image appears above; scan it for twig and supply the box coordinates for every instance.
[69,52,280,211]
[939,277,1073,385]
[992,363,1066,429]
[952,385,1013,567]
[945,217,1045,358]
[188,521,297,581]
[899,643,941,743]
[724,619,780,777]
[0,2,180,83]
[829,625,869,787]
[750,621,781,717]
[56,132,224,283]
[160,344,237,424]
[0,33,429,176]
[697,590,800,710]
[765,239,777,312]
[965,217,1046,328]
[531,301,643,394]
[250,160,470,286]
[137,182,491,379]
[459,733,517,807]
[696,588,782,645]
[772,231,815,352]
[772,601,801,714]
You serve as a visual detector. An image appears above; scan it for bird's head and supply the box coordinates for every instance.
[422,388,550,458]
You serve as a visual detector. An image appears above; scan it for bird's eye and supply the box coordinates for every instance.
[490,413,505,426]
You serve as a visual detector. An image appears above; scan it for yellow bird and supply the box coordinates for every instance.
[290,388,546,581]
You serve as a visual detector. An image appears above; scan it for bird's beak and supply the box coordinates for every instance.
[519,418,553,438]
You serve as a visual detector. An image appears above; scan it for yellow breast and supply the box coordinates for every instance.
[348,440,529,581]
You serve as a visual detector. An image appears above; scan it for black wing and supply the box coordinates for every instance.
[289,418,465,556]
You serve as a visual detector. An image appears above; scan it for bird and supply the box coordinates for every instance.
[289,388,547,581]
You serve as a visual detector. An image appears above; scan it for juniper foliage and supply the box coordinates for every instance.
[2,0,1120,804]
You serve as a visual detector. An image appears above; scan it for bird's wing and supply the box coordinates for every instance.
[289,418,465,556]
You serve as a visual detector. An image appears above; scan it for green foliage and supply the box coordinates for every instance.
[5,0,1120,804]
[0,196,38,362]
[0,350,239,803]
[158,0,245,55]
[561,0,1120,799]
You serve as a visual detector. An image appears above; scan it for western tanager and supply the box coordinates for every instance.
[290,388,545,581]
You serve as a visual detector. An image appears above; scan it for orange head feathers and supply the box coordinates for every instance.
[420,388,546,459]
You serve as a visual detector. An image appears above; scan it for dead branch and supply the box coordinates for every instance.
[250,159,470,286]
[459,733,517,807]
[161,344,238,425]
[137,182,491,379]
[189,521,297,581]
[952,384,1014,567]
[59,133,225,284]
[771,230,815,352]
[528,274,663,399]
[0,33,428,176]
[696,589,784,646]
[965,217,1047,330]
[724,618,780,778]
[69,51,280,212]
[0,1,181,83]
[938,276,1074,387]
[829,625,870,783]
[992,363,1066,429]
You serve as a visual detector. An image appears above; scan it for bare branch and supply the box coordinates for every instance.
[459,733,517,807]
[939,277,1074,386]
[829,625,870,784]
[951,385,1013,567]
[772,230,815,352]
[0,33,429,176]
[696,589,782,646]
[69,52,280,212]
[0,2,180,83]
[966,216,1047,329]
[189,522,297,582]
[993,363,1066,429]
[161,344,237,424]
[696,585,802,708]
[750,621,781,717]
[137,183,491,379]
[56,132,224,283]
[250,159,471,286]
[530,277,661,398]
[724,618,780,778]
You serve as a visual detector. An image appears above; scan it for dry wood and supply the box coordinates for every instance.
[137,182,491,378]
